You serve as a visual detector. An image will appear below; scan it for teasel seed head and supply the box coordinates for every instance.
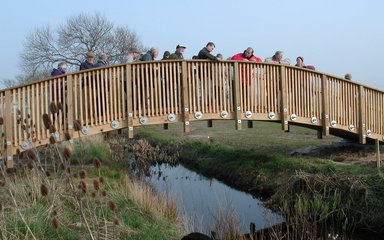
[42,114,52,129]
[49,102,58,114]
[49,135,56,144]
[41,184,49,197]
[52,217,59,229]
[93,158,101,169]
[74,120,82,131]
[79,169,86,179]
[49,125,56,134]
[63,148,71,160]
[113,218,120,225]
[93,180,100,191]
[108,200,117,211]
[64,132,71,141]
[57,102,63,111]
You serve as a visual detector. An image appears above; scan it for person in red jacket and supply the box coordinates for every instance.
[231,47,262,85]
[231,47,262,62]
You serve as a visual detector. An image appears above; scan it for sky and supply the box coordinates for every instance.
[1,0,384,90]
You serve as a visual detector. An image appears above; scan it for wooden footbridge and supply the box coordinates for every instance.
[1,60,383,167]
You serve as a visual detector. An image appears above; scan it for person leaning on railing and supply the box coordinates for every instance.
[265,50,290,65]
[345,73,352,81]
[80,51,96,70]
[196,42,221,61]
[231,47,262,85]
[51,62,67,77]
[139,47,159,61]
[94,53,108,67]
[169,44,186,60]
[295,56,315,70]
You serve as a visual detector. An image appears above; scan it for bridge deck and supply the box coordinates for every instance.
[1,60,383,167]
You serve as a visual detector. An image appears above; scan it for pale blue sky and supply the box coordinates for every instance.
[1,0,383,90]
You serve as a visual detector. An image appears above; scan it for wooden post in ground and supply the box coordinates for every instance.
[280,66,289,132]
[207,120,213,128]
[181,61,191,133]
[376,139,381,168]
[358,86,366,144]
[126,64,134,138]
[233,62,242,130]
[321,74,329,137]
[163,123,169,130]
[4,90,14,168]
[247,120,253,128]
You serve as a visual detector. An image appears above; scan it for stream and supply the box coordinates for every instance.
[146,163,283,233]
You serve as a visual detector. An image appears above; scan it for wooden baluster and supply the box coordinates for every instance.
[321,74,329,136]
[182,61,190,132]
[66,75,74,137]
[126,64,134,138]
[233,62,242,130]
[5,90,14,168]
[280,66,289,131]
[359,85,366,144]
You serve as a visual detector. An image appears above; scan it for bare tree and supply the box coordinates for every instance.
[18,12,143,84]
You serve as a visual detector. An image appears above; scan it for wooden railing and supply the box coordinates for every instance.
[1,60,383,167]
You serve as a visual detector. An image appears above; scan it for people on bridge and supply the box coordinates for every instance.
[127,48,141,62]
[197,42,220,60]
[265,51,290,65]
[295,56,315,70]
[231,47,262,62]
[139,48,159,61]
[345,73,352,81]
[162,51,171,60]
[169,44,186,59]
[95,53,108,67]
[80,52,96,70]
[51,62,67,76]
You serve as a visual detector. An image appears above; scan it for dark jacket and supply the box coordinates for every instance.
[95,60,107,68]
[139,51,154,61]
[80,60,95,71]
[51,68,66,77]
[197,47,216,60]
[169,52,184,60]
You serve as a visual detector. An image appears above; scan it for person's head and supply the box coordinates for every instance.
[86,52,95,64]
[129,48,141,58]
[206,42,215,52]
[216,53,223,60]
[273,51,283,62]
[99,53,108,62]
[58,62,67,73]
[345,73,352,81]
[296,56,304,67]
[163,51,170,59]
[244,47,254,59]
[151,47,159,59]
[176,44,186,54]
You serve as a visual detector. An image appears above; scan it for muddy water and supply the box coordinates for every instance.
[146,164,283,233]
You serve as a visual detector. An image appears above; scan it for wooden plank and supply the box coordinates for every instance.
[181,61,191,132]
[126,65,134,138]
[66,75,74,135]
[233,62,242,130]
[321,74,329,136]
[280,66,288,131]
[376,138,381,168]
[5,90,14,168]
[359,85,366,144]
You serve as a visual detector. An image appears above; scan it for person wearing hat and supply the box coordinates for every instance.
[197,42,220,60]
[345,73,352,81]
[80,51,96,70]
[169,44,186,60]
[162,51,171,60]
[127,48,142,62]
[51,62,67,77]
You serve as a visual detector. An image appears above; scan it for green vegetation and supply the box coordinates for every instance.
[0,135,181,240]
[135,121,384,236]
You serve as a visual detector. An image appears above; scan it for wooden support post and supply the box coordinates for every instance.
[321,74,329,136]
[233,62,242,130]
[317,129,323,139]
[376,139,381,168]
[126,64,134,138]
[4,90,14,168]
[207,120,213,128]
[163,123,169,130]
[280,66,289,132]
[247,120,253,128]
[66,75,74,137]
[181,61,190,132]
[358,85,366,144]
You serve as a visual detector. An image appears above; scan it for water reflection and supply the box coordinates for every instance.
[146,164,283,233]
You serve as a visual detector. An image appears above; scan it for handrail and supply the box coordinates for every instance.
[1,60,383,167]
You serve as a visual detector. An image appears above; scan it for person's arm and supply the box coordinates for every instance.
[140,53,152,61]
